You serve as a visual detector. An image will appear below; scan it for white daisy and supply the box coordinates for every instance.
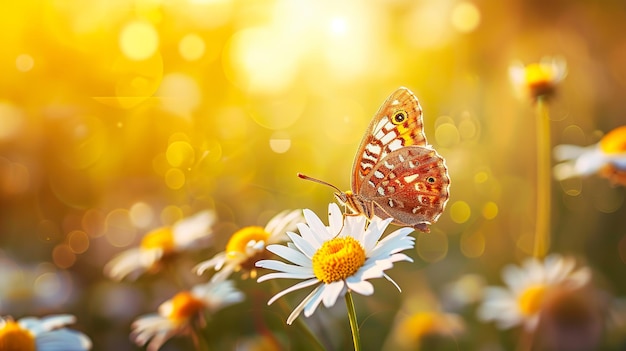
[0,314,91,351]
[477,254,591,331]
[131,280,244,351]
[509,56,567,101]
[554,125,626,185]
[255,203,415,325]
[104,210,216,281]
[195,209,303,282]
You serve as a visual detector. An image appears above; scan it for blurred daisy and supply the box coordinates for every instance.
[0,314,92,351]
[509,56,567,101]
[131,280,244,351]
[554,125,626,185]
[195,209,302,282]
[388,311,465,351]
[256,203,415,325]
[477,254,591,331]
[104,210,216,281]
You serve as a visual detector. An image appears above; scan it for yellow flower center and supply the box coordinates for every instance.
[312,236,366,284]
[524,63,556,86]
[140,227,175,252]
[600,126,626,154]
[522,63,561,99]
[0,320,36,351]
[225,226,270,256]
[517,284,548,316]
[166,291,206,324]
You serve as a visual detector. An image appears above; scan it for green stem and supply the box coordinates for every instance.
[345,291,361,351]
[534,97,551,258]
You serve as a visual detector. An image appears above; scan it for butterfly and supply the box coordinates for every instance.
[299,87,450,233]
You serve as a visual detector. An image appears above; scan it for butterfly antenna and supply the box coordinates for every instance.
[297,173,343,193]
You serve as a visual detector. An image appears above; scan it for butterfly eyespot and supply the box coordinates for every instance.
[392,111,407,124]
[427,177,436,184]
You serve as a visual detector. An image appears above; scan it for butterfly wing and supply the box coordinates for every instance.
[351,87,427,193]
[358,146,450,232]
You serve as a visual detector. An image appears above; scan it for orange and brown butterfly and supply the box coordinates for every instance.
[300,87,450,233]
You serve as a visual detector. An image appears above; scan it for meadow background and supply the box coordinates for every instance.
[1,0,626,350]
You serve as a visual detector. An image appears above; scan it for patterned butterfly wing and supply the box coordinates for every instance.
[358,146,450,232]
[351,87,427,193]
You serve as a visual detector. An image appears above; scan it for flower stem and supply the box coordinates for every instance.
[534,96,551,258]
[345,291,361,351]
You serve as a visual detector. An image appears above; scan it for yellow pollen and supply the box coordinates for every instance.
[600,126,626,154]
[517,284,548,316]
[225,226,270,256]
[167,291,206,323]
[140,227,175,252]
[312,236,366,284]
[0,320,36,351]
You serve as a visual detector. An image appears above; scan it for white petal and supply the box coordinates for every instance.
[35,329,92,351]
[327,203,344,234]
[383,273,402,292]
[103,248,162,281]
[303,285,328,317]
[194,253,227,275]
[257,271,316,282]
[287,285,323,325]
[265,244,312,267]
[322,281,345,307]
[266,209,303,239]
[286,232,317,258]
[296,223,322,248]
[303,208,333,240]
[346,279,374,296]
[172,210,216,247]
[255,260,313,275]
[267,278,320,305]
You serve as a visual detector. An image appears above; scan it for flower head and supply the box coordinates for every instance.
[131,280,244,351]
[256,203,415,325]
[104,210,216,281]
[554,126,626,185]
[477,254,591,331]
[0,314,91,351]
[195,209,303,282]
[509,57,567,101]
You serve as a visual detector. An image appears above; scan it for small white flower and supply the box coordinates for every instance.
[0,314,92,351]
[131,280,244,351]
[509,56,567,101]
[104,210,216,281]
[256,203,415,325]
[554,126,626,184]
[195,209,303,282]
[477,254,591,331]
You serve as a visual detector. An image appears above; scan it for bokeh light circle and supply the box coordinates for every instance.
[119,20,159,61]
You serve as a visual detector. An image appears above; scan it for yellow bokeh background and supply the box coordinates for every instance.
[1,0,626,350]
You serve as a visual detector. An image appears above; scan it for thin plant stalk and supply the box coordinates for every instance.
[345,291,361,351]
[534,96,551,258]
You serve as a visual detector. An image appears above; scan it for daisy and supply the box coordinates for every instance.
[554,125,626,185]
[131,280,244,351]
[255,203,415,325]
[390,311,465,350]
[509,56,567,101]
[477,254,591,331]
[104,210,216,281]
[0,314,92,351]
[195,209,303,282]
